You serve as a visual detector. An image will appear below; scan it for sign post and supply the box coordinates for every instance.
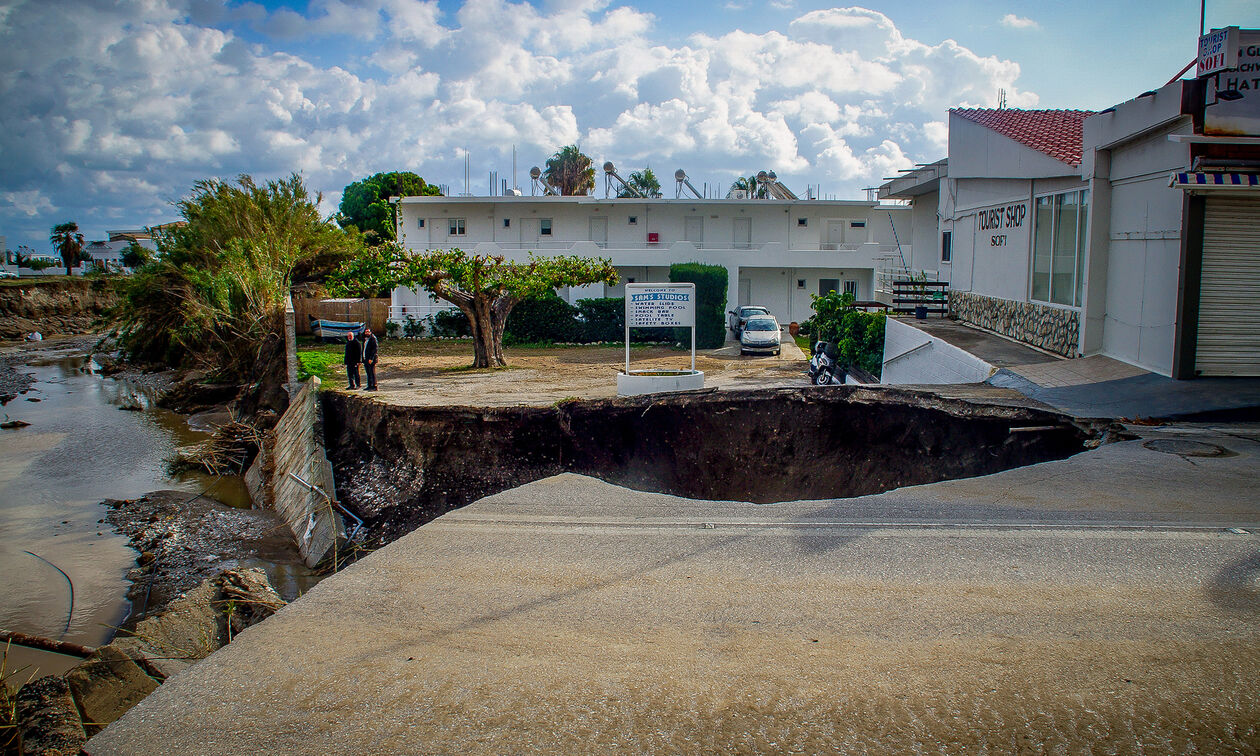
[618,283,704,396]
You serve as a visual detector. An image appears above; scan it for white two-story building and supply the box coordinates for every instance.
[389,195,913,329]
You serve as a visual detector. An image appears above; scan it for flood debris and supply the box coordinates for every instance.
[13,568,285,746]
[104,491,299,622]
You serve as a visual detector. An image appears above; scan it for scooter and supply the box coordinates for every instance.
[807,341,846,386]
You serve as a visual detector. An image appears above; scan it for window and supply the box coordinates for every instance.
[941,231,952,263]
[796,279,806,289]
[503,218,511,228]
[849,221,866,228]
[797,217,808,227]
[819,278,839,296]
[628,216,638,225]
[448,218,465,236]
[1030,190,1088,307]
[844,280,858,297]
[540,218,553,236]
[417,218,425,228]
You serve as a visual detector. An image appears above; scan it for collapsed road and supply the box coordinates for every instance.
[324,385,1104,546]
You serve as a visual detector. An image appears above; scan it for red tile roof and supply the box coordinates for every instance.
[950,108,1095,166]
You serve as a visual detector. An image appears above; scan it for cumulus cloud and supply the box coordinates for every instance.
[1000,14,1039,30]
[0,1,1035,250]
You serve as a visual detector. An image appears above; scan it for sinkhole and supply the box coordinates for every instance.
[323,387,1100,546]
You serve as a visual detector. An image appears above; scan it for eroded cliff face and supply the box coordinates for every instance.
[323,387,1099,546]
[0,278,119,339]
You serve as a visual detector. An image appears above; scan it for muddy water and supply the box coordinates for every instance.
[0,355,291,680]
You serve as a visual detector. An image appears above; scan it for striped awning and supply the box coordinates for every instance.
[1170,171,1260,191]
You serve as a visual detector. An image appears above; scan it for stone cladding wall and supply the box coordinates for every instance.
[948,291,1079,358]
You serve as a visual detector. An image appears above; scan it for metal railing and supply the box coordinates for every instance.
[400,240,892,254]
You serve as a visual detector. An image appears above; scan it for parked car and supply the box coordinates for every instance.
[728,305,771,335]
[740,316,781,355]
[0,271,18,279]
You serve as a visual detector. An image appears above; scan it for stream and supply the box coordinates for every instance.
[0,349,313,681]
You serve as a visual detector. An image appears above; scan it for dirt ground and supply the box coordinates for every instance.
[322,338,809,407]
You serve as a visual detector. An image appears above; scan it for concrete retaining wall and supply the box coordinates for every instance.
[246,377,343,567]
[881,318,995,385]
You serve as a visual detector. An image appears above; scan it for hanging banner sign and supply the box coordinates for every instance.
[1198,27,1240,78]
[626,284,695,328]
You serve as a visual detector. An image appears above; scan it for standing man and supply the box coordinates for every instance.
[344,331,362,389]
[362,326,379,391]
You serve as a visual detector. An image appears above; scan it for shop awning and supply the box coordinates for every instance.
[1169,171,1260,191]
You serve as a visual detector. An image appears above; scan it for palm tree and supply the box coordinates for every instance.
[50,222,85,275]
[543,145,595,196]
[617,168,662,198]
[728,175,768,199]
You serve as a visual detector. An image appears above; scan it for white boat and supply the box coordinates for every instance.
[309,316,365,342]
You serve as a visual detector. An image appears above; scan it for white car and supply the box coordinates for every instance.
[739,316,781,355]
[0,270,17,279]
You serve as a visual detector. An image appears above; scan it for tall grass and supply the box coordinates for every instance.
[113,174,358,380]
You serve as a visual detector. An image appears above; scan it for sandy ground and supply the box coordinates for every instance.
[331,337,809,407]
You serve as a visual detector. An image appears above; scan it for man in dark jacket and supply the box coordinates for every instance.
[344,331,362,389]
[362,327,378,391]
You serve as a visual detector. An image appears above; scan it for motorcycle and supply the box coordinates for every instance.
[807,341,846,386]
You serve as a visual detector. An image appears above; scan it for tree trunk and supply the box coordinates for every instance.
[462,294,515,369]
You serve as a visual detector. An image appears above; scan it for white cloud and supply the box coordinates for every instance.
[1000,14,1039,30]
[3,190,57,217]
[0,0,1036,249]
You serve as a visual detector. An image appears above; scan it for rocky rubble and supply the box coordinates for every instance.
[13,568,285,753]
[104,491,303,623]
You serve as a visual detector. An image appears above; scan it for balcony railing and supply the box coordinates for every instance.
[402,240,891,254]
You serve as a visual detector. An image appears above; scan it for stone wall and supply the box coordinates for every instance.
[949,291,1079,358]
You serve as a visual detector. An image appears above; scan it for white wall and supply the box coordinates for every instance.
[881,318,995,385]
[1090,123,1191,376]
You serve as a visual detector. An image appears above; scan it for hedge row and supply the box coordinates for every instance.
[500,294,668,345]
[668,262,728,349]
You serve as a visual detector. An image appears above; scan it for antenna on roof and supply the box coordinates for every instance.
[998,89,1007,109]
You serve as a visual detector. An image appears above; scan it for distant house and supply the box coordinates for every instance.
[389,193,912,328]
[84,222,181,272]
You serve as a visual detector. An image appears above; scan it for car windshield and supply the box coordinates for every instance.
[745,320,777,332]
[741,307,769,317]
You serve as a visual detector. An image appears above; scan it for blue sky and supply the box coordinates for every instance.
[2,0,1258,253]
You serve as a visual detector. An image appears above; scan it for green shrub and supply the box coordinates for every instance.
[385,320,401,338]
[401,315,424,338]
[505,293,579,344]
[431,309,471,337]
[669,262,727,348]
[803,291,885,377]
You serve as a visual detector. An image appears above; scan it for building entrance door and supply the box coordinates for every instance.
[685,216,704,247]
[1196,195,1260,376]
[589,217,607,247]
[825,220,845,250]
[733,217,751,249]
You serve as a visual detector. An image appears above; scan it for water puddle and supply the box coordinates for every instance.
[0,354,312,680]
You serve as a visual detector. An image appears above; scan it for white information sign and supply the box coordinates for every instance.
[624,282,697,374]
[1198,26,1240,78]
[626,284,696,328]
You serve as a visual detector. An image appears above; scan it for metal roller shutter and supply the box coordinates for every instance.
[1197,195,1260,376]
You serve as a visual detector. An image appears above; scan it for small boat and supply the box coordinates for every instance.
[309,316,365,342]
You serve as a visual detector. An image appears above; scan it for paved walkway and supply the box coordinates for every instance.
[891,318,1260,420]
[90,423,1260,754]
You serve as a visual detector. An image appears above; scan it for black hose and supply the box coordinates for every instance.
[24,550,74,637]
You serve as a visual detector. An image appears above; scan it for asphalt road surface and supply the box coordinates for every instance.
[92,424,1260,754]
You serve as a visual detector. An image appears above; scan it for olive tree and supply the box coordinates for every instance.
[376,245,617,367]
